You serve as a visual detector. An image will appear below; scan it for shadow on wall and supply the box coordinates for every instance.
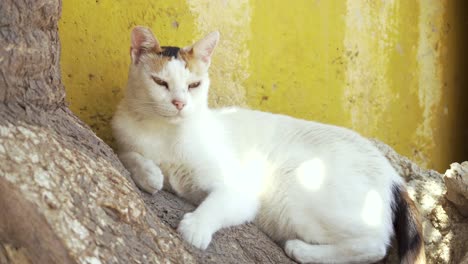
[452,0,468,164]
[450,0,468,167]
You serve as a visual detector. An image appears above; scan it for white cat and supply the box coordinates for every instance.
[112,26,425,264]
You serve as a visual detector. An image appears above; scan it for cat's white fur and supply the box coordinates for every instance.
[112,27,411,264]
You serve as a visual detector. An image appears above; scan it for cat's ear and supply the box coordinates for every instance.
[130,26,161,64]
[184,31,220,64]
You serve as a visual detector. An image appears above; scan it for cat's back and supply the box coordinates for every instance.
[214,107,401,242]
[214,107,372,149]
[213,106,399,183]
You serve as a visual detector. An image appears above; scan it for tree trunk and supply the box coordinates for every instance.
[0,1,466,264]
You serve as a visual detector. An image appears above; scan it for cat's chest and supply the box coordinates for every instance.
[159,162,205,204]
[138,129,206,203]
[136,128,179,164]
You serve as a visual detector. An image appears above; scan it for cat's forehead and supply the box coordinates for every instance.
[142,49,183,72]
[143,46,193,74]
[159,59,190,79]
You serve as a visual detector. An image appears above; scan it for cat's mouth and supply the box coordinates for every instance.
[151,104,192,121]
[156,109,186,121]
[160,112,187,124]
[152,106,179,118]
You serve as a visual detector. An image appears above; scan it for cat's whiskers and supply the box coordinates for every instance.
[128,101,178,117]
[127,99,162,105]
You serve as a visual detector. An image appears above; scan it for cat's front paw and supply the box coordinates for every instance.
[177,213,214,250]
[131,160,164,194]
[284,239,314,264]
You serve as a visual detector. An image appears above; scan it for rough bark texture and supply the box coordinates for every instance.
[444,162,468,217]
[1,1,467,264]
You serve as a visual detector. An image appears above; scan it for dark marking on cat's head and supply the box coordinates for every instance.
[130,26,219,76]
[139,46,185,72]
[159,46,181,58]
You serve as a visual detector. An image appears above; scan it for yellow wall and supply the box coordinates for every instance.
[59,0,463,172]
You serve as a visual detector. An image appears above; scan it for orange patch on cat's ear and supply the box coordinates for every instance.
[130,26,162,64]
[179,48,194,67]
[179,48,206,74]
[178,31,219,74]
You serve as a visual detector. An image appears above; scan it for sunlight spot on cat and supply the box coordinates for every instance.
[243,150,268,178]
[240,149,273,195]
[361,190,383,227]
[296,158,326,191]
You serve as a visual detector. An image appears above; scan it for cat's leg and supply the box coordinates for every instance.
[119,152,163,194]
[284,238,387,264]
[178,187,259,250]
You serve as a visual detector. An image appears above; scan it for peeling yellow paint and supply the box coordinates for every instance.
[414,0,444,168]
[245,0,348,126]
[343,0,396,135]
[60,0,459,171]
[188,0,251,107]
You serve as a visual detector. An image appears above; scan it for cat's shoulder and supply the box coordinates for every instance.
[212,106,270,118]
[112,101,169,140]
[112,101,140,131]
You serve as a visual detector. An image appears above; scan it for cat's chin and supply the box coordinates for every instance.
[167,116,184,124]
[151,113,183,123]
[167,110,201,124]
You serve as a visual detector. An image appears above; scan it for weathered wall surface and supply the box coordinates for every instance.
[59,0,467,172]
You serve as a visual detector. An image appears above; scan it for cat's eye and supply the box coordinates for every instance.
[152,76,168,89]
[188,81,201,89]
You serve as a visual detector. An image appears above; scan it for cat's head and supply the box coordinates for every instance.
[126,26,219,122]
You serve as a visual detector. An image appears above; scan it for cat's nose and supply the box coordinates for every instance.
[172,100,185,110]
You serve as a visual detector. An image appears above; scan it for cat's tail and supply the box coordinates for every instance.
[392,185,426,264]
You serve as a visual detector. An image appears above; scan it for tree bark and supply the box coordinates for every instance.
[444,162,468,217]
